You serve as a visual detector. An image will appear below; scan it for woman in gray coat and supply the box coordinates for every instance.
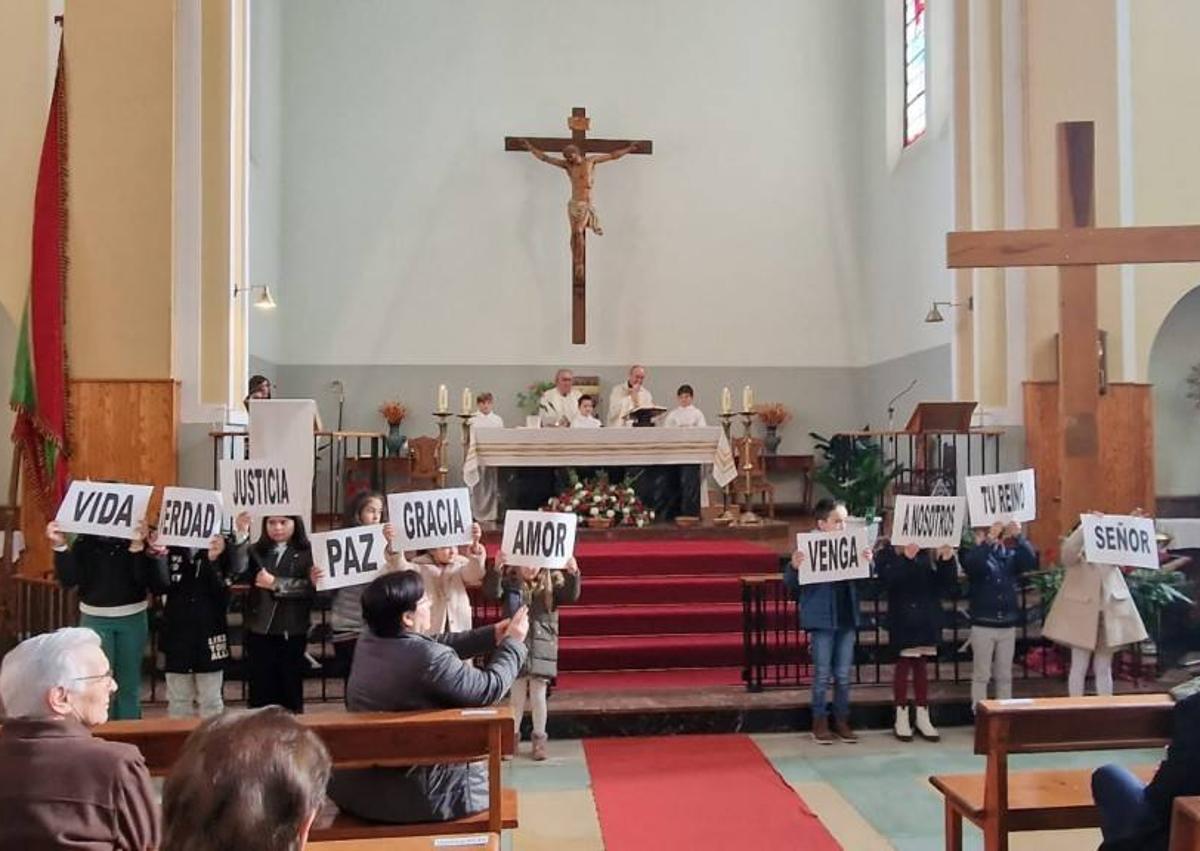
[326,571,528,824]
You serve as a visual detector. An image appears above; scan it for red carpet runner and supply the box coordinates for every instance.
[584,734,840,851]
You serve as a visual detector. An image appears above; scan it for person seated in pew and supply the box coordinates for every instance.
[162,706,332,851]
[0,628,160,850]
[1092,691,1200,851]
[570,394,602,428]
[327,570,529,824]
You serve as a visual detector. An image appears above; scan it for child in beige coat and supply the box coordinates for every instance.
[409,523,487,633]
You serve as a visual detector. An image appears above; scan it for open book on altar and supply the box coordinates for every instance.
[628,406,667,427]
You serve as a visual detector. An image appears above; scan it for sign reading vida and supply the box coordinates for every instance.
[1080,513,1159,570]
[793,528,872,586]
[55,481,154,540]
[156,487,225,548]
[311,524,390,591]
[387,488,473,550]
[501,510,577,569]
[219,459,303,515]
[966,469,1037,526]
[890,495,967,548]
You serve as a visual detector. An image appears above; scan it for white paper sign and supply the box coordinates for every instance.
[890,495,967,548]
[966,469,1037,525]
[156,487,225,548]
[55,481,154,540]
[388,488,474,550]
[1081,514,1159,570]
[311,524,390,591]
[501,510,577,569]
[219,458,304,515]
[793,529,872,585]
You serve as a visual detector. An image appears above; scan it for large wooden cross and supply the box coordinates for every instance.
[947,121,1200,531]
[505,107,652,344]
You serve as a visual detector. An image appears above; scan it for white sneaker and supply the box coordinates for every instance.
[893,705,913,741]
[914,705,940,741]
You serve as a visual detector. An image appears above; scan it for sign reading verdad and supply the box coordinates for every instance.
[54,481,154,540]
[387,488,473,550]
[1080,513,1159,570]
[156,487,224,548]
[311,524,389,591]
[500,510,577,569]
[793,528,872,586]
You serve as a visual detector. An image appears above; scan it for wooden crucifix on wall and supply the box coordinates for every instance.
[505,107,653,344]
[947,120,1200,535]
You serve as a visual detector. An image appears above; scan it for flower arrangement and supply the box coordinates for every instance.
[378,400,408,426]
[544,473,655,527]
[754,402,791,428]
[517,380,556,416]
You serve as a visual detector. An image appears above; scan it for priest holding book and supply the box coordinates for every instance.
[607,364,655,427]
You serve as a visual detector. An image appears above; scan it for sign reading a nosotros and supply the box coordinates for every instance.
[793,528,872,586]
[219,458,304,515]
[156,487,225,548]
[966,469,1037,526]
[1081,513,1159,570]
[311,524,389,591]
[501,510,577,569]
[890,495,967,548]
[55,481,155,540]
[387,488,473,550]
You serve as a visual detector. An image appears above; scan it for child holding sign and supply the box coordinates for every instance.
[875,541,958,741]
[1043,512,1148,697]
[233,515,319,712]
[483,552,582,760]
[411,522,487,633]
[47,520,157,720]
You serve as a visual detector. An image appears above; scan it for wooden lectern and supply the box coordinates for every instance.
[905,401,977,433]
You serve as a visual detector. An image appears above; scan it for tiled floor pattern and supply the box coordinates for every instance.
[502,727,1161,850]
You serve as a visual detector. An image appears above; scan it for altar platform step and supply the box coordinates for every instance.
[573,575,747,606]
[553,539,780,577]
[560,602,791,636]
[481,518,793,550]
[559,631,747,671]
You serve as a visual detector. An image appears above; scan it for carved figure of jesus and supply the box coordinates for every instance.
[520,139,638,278]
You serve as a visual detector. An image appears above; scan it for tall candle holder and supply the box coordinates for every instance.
[717,412,738,524]
[433,411,453,488]
[456,412,474,465]
[737,410,761,525]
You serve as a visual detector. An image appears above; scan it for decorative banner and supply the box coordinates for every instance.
[311,524,390,591]
[54,481,154,540]
[966,469,1037,526]
[1081,514,1159,570]
[219,458,304,515]
[156,487,225,548]
[388,487,474,550]
[793,528,872,586]
[501,510,577,569]
[890,495,967,548]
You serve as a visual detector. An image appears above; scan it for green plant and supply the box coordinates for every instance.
[808,432,903,519]
[516,380,555,416]
[1029,565,1192,640]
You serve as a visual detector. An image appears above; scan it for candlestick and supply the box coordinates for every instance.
[433,411,452,488]
[457,413,474,464]
[742,385,754,414]
[737,410,761,525]
[437,384,449,414]
[461,387,473,416]
[721,386,732,415]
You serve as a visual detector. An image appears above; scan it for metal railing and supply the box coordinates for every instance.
[13,576,78,641]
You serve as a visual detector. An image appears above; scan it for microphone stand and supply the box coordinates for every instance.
[886,379,919,432]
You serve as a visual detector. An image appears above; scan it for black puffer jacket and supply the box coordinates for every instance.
[875,547,958,650]
[234,543,314,637]
[54,536,154,608]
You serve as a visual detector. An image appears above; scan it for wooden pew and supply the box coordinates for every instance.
[1171,797,1200,851]
[93,708,517,841]
[928,694,1173,851]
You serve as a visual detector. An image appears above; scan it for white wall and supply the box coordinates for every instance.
[1149,285,1200,497]
[248,0,284,364]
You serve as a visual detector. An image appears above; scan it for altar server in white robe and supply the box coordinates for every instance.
[469,392,505,522]
[664,384,708,428]
[539,369,581,427]
[570,395,602,429]
[607,364,654,427]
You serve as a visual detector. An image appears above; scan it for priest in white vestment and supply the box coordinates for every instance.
[607,365,654,427]
[468,393,504,522]
[539,369,581,427]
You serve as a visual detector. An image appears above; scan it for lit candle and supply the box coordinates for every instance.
[437,384,449,413]
[742,385,754,413]
[721,386,732,415]
[461,387,473,415]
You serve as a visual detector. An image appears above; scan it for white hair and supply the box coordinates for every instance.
[0,627,102,719]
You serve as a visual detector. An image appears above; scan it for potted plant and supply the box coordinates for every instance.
[378,400,409,457]
[516,380,556,422]
[754,403,791,455]
[808,432,903,521]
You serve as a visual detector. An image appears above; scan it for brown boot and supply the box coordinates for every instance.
[833,717,858,743]
[531,733,548,761]
[811,716,835,745]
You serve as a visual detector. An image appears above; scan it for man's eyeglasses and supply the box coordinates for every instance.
[72,669,113,684]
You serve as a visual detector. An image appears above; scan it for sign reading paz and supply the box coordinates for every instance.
[311,524,389,591]
[55,481,154,540]
[501,510,577,569]
[1081,514,1159,570]
[156,487,225,548]
[793,529,872,586]
[890,495,967,548]
[966,469,1037,526]
[219,459,303,515]
[388,488,473,550]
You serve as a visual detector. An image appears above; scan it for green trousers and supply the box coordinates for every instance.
[80,610,148,720]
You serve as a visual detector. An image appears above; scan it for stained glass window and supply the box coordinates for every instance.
[904,0,927,147]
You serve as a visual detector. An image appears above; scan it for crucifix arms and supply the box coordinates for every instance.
[520,138,639,167]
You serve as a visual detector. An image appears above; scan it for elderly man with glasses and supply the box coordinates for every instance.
[538,369,581,427]
[0,627,160,849]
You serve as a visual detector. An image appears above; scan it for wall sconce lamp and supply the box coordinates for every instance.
[234,284,277,310]
[924,296,973,323]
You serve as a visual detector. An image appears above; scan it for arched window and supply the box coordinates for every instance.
[904,0,927,146]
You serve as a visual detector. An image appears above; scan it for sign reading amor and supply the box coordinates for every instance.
[55,481,154,540]
[966,469,1037,526]
[793,528,872,586]
[388,488,473,550]
[501,510,577,569]
[1081,514,1159,570]
[156,487,225,548]
[890,495,967,548]
[219,459,303,515]
[311,524,389,591]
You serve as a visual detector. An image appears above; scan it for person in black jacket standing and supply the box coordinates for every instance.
[233,515,317,713]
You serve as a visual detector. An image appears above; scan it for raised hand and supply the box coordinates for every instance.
[309,565,324,586]
[129,520,148,553]
[903,543,921,560]
[1003,520,1021,539]
[494,550,509,569]
[382,522,396,544]
[46,521,67,548]
[235,511,253,538]
[987,522,1005,542]
[564,556,580,575]
[505,606,530,643]
[254,568,276,590]
[790,550,807,569]
[207,536,226,561]
[936,544,956,561]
